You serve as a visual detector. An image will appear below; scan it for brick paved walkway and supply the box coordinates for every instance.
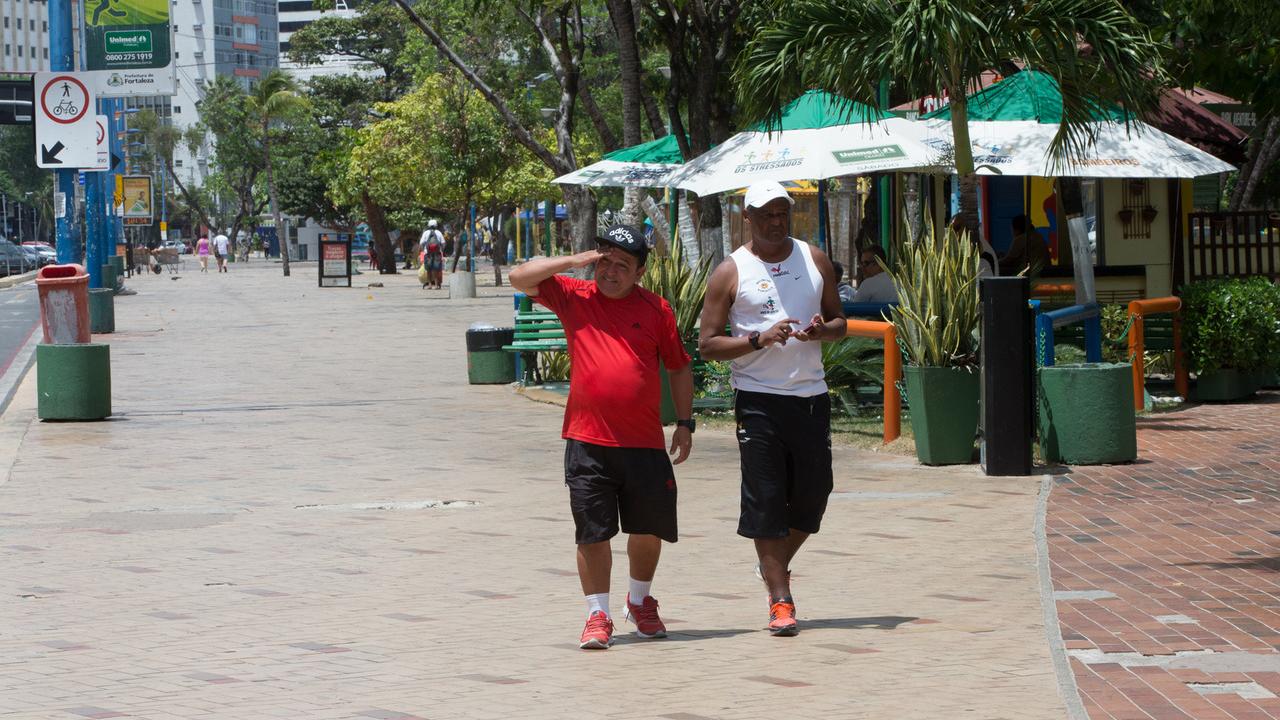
[1048,393,1280,719]
[0,264,1067,719]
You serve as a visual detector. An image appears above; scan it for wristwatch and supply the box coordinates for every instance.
[748,330,762,350]
[676,419,696,434]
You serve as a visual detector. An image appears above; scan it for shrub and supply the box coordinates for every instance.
[885,228,981,368]
[1181,277,1280,374]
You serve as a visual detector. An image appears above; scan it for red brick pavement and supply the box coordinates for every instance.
[1048,392,1280,720]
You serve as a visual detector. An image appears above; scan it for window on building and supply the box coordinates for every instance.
[3,46,9,57]
[175,159,183,167]
[43,48,48,59]
[3,18,9,29]
[43,20,48,31]
[174,105,181,113]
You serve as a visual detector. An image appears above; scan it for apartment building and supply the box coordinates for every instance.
[0,0,51,73]
[277,0,361,82]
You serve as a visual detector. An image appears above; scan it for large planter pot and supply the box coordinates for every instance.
[1038,363,1136,465]
[660,340,701,424]
[1194,369,1262,401]
[903,365,979,465]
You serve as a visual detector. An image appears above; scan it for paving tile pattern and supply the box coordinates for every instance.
[1048,393,1280,719]
[0,266,1066,718]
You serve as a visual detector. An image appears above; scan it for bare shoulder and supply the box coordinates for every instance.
[706,255,739,295]
[805,241,833,269]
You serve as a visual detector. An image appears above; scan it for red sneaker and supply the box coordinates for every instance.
[579,611,614,649]
[623,594,668,638]
[768,598,799,636]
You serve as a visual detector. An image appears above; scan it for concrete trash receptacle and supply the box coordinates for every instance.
[35,264,91,344]
[466,325,516,384]
[450,271,477,299]
[37,343,111,420]
[101,263,119,293]
[89,288,115,334]
[1038,362,1137,465]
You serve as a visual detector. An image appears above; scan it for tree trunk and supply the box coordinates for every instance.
[561,184,597,253]
[361,191,395,274]
[606,0,643,226]
[949,98,981,239]
[265,133,290,277]
[1233,117,1280,210]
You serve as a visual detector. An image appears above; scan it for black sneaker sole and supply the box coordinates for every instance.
[768,624,799,637]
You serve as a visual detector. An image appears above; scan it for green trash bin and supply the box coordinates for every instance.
[1038,362,1137,465]
[88,288,115,334]
[100,263,118,293]
[109,255,125,282]
[37,343,112,420]
[466,326,517,384]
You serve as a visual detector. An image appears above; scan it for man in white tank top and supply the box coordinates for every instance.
[698,181,846,637]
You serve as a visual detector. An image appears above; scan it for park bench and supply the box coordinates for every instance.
[503,298,567,384]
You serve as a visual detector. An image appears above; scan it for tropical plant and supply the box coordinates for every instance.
[823,336,886,391]
[639,241,714,341]
[1180,277,1280,374]
[735,0,1168,234]
[539,350,572,383]
[886,228,982,368]
[248,69,310,277]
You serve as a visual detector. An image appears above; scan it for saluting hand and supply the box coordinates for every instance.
[570,249,606,268]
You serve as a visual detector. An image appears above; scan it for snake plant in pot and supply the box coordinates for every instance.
[640,240,715,423]
[885,228,982,464]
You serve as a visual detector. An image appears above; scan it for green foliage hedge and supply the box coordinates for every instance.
[1181,277,1280,374]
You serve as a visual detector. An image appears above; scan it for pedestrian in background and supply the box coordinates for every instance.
[213,231,230,273]
[196,235,211,273]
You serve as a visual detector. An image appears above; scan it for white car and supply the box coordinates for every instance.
[160,240,190,255]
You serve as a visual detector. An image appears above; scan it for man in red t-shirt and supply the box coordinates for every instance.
[509,223,694,650]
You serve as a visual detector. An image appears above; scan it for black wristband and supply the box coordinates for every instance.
[748,330,762,350]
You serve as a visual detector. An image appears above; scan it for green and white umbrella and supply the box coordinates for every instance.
[553,134,686,188]
[920,71,1234,178]
[668,90,939,196]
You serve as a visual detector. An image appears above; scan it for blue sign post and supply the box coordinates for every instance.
[50,0,77,265]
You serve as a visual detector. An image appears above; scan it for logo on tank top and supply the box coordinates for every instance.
[768,264,791,279]
[756,279,773,293]
[760,296,777,315]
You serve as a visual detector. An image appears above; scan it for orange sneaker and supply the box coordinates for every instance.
[768,598,798,636]
[623,594,668,638]
[579,611,614,649]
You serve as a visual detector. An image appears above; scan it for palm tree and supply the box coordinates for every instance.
[736,0,1168,236]
[248,70,309,276]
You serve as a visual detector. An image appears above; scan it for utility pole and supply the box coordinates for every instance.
[50,0,78,265]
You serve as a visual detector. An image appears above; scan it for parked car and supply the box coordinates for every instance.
[160,240,189,255]
[21,242,57,264]
[0,241,37,276]
[18,245,47,267]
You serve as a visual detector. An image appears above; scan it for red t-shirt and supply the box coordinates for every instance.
[535,275,690,449]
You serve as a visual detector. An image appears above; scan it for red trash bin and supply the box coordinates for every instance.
[35,264,91,344]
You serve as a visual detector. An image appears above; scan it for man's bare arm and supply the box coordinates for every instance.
[508,250,603,296]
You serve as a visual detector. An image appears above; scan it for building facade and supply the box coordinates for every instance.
[0,0,51,73]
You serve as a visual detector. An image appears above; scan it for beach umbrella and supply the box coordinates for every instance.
[920,71,1234,178]
[668,90,939,197]
[553,135,687,188]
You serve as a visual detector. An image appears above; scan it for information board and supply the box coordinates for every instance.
[318,233,351,288]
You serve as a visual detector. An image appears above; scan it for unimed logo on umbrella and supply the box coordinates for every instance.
[832,145,906,164]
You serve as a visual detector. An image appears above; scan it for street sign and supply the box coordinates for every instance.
[122,175,153,226]
[84,0,176,97]
[92,114,110,170]
[34,72,100,169]
[318,233,352,287]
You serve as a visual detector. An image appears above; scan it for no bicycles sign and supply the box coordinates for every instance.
[34,72,100,169]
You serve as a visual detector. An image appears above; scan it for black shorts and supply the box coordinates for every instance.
[564,439,678,544]
[734,390,834,538]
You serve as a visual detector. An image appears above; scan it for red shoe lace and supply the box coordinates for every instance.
[630,596,660,624]
[585,612,613,635]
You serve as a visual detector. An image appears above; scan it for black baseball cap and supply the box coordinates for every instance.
[597,224,649,265]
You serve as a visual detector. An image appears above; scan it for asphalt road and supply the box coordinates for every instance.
[0,281,40,414]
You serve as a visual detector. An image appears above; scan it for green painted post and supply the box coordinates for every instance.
[878,76,891,254]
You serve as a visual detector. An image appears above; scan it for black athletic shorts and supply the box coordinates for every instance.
[734,390,834,538]
[564,439,678,544]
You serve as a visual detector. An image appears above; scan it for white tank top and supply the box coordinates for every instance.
[728,238,827,397]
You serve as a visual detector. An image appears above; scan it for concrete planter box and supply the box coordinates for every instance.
[1194,369,1262,401]
[904,365,979,465]
[37,343,112,421]
[1038,362,1136,465]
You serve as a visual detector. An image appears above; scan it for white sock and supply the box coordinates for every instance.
[585,593,609,618]
[628,578,652,604]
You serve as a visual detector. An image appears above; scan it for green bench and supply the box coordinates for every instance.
[503,304,567,384]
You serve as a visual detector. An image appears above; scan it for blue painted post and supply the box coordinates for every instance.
[1084,313,1103,363]
[50,0,77,265]
[817,179,829,255]
[105,100,121,270]
[468,203,477,273]
[85,165,103,288]
[1035,313,1055,367]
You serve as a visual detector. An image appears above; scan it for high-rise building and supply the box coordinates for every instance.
[0,0,51,73]
[277,0,362,82]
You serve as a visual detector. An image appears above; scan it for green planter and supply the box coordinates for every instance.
[903,365,979,465]
[1038,363,1136,465]
[88,288,115,334]
[660,340,701,425]
[37,343,112,420]
[1194,369,1261,401]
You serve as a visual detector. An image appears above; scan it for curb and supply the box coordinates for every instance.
[0,270,38,290]
[1035,471,1089,720]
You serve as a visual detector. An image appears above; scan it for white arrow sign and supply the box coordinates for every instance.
[34,72,101,169]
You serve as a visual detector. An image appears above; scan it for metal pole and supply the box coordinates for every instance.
[50,0,77,264]
[2,193,8,239]
[544,200,553,256]
[817,179,829,255]
[468,203,476,273]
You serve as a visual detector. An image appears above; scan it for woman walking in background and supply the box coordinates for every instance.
[196,235,211,273]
